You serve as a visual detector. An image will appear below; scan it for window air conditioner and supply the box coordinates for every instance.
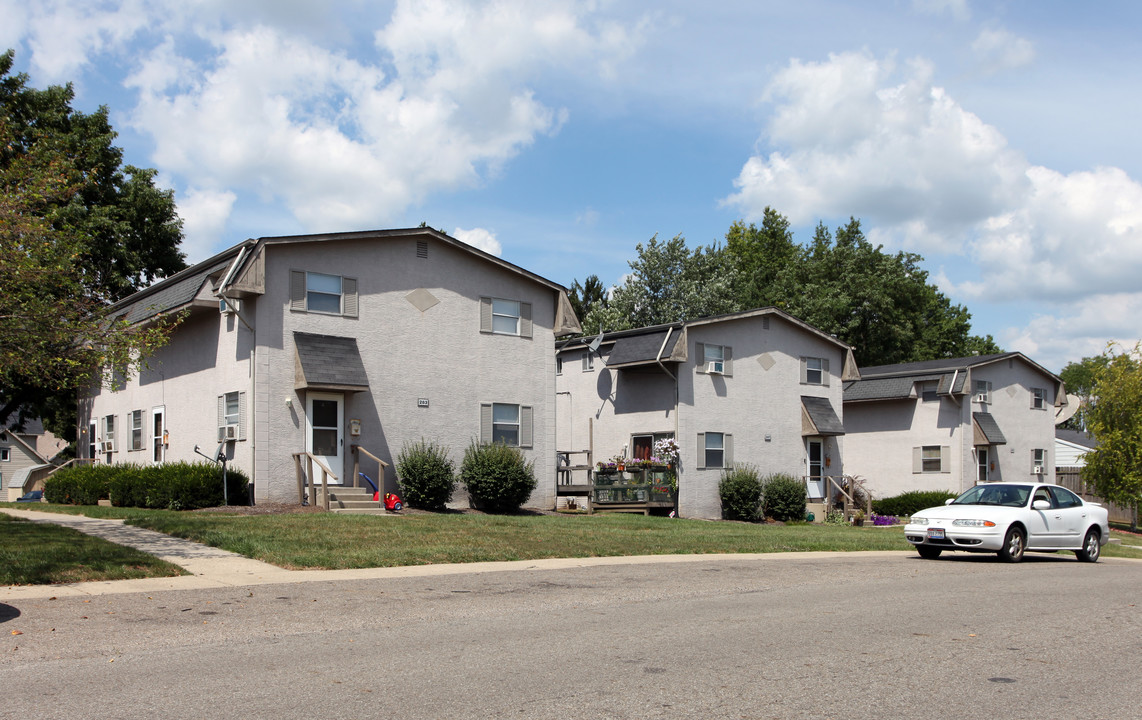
[102,440,115,453]
[974,394,988,403]
[706,362,723,374]
[219,298,240,314]
[1032,466,1044,475]
[220,424,239,441]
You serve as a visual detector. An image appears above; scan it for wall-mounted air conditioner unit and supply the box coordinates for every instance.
[101,440,115,453]
[219,424,239,441]
[1032,466,1044,475]
[706,362,723,374]
[974,394,988,403]
[219,298,240,314]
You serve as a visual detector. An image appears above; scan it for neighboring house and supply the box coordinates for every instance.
[79,228,581,507]
[2,418,63,501]
[1055,429,1097,468]
[555,308,858,520]
[843,353,1066,500]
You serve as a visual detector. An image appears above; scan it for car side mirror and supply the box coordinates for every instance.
[944,498,954,505]
[1032,499,1051,511]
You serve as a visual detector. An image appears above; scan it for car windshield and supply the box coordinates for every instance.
[951,484,1030,508]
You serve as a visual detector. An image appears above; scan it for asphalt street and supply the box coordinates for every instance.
[2,552,1139,719]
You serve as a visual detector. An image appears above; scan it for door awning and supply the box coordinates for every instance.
[294,332,369,392]
[605,328,685,369]
[801,396,845,436]
[973,412,1007,445]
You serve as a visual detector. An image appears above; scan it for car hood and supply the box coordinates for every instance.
[911,504,1026,521]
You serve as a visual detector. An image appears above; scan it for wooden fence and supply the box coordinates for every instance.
[1056,466,1137,526]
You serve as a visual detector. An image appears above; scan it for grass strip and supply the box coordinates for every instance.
[0,514,187,585]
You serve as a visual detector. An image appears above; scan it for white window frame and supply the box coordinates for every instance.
[1032,448,1047,474]
[479,402,533,448]
[224,392,240,426]
[975,380,992,404]
[492,403,520,445]
[290,270,358,317]
[704,344,725,374]
[1031,387,1046,410]
[919,380,939,402]
[0,447,9,462]
[697,432,733,470]
[103,414,116,453]
[801,357,829,386]
[152,407,166,464]
[130,409,144,451]
[582,351,594,372]
[913,445,950,474]
[491,299,521,336]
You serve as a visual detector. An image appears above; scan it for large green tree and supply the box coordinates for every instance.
[1058,354,1110,431]
[581,234,740,333]
[568,274,608,332]
[1081,342,1142,530]
[1,50,186,436]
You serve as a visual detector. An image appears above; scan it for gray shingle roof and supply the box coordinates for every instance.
[294,332,369,390]
[1056,428,1097,449]
[802,396,845,436]
[858,354,1015,379]
[973,412,1007,444]
[605,329,683,367]
[119,259,229,324]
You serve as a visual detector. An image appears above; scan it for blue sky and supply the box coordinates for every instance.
[4,0,1141,372]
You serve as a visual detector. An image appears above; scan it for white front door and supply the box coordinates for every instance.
[306,392,344,484]
[806,439,825,499]
[152,407,165,464]
[976,447,989,484]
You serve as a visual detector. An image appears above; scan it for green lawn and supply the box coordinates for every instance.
[0,514,187,586]
[3,503,1141,584]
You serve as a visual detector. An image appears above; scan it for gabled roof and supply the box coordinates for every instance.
[844,352,1062,404]
[107,228,578,332]
[1056,428,1097,450]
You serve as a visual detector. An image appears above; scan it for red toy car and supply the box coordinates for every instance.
[384,493,403,512]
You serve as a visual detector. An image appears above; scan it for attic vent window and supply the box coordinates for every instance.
[417,240,428,258]
[762,316,770,330]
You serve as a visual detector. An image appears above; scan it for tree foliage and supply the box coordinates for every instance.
[572,209,1000,367]
[1081,342,1142,529]
[1058,354,1110,431]
[0,50,185,434]
[568,274,608,333]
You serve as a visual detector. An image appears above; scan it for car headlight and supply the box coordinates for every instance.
[910,517,926,525]
[951,519,996,527]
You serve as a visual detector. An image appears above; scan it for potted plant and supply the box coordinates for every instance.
[851,509,865,527]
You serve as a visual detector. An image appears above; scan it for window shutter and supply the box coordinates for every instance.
[479,297,493,333]
[800,357,808,384]
[725,433,734,469]
[822,358,830,386]
[723,347,733,377]
[696,433,706,469]
[217,395,226,442]
[480,403,493,444]
[290,270,306,312]
[239,392,248,441]
[696,343,706,373]
[912,447,922,474]
[940,446,950,473]
[520,302,532,338]
[342,277,358,318]
[520,405,534,448]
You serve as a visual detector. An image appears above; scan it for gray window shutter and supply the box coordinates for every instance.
[520,405,533,447]
[480,403,493,444]
[696,433,706,470]
[724,433,734,469]
[800,357,808,384]
[217,395,226,442]
[696,343,706,373]
[912,447,922,474]
[822,358,830,386]
[290,270,306,312]
[239,392,248,441]
[723,347,733,377]
[479,297,493,333]
[342,277,358,318]
[520,302,532,338]
[940,446,950,473]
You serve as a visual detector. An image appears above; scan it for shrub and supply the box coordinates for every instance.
[45,462,248,509]
[460,441,536,513]
[762,473,807,522]
[718,464,764,521]
[872,490,956,517]
[396,439,456,510]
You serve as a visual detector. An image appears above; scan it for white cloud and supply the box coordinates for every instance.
[452,226,502,256]
[911,0,970,21]
[17,0,152,82]
[724,50,1142,367]
[177,187,237,260]
[972,27,1035,75]
[1001,293,1142,371]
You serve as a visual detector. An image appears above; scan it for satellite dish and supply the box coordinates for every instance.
[587,331,604,353]
[1054,393,1082,425]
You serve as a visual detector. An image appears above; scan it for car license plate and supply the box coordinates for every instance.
[927,528,945,540]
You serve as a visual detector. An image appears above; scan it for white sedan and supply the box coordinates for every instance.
[904,482,1109,563]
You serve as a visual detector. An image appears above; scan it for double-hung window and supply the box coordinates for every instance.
[290,270,359,317]
[1030,388,1046,410]
[217,391,246,441]
[480,297,533,338]
[801,357,829,386]
[0,447,9,462]
[480,403,534,448]
[913,445,950,474]
[919,381,938,402]
[104,415,116,452]
[130,410,144,451]
[1032,449,1047,474]
[975,380,992,404]
[696,343,732,375]
[697,432,733,469]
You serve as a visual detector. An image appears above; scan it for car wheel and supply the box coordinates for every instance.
[998,527,1025,563]
[917,546,942,560]
[1075,528,1101,563]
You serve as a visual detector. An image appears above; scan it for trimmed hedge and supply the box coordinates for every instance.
[762,473,807,522]
[396,439,456,510]
[871,489,957,517]
[719,465,764,521]
[44,462,249,510]
[461,441,536,513]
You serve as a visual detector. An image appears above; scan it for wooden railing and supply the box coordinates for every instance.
[292,452,339,511]
[805,475,872,519]
[351,445,389,494]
